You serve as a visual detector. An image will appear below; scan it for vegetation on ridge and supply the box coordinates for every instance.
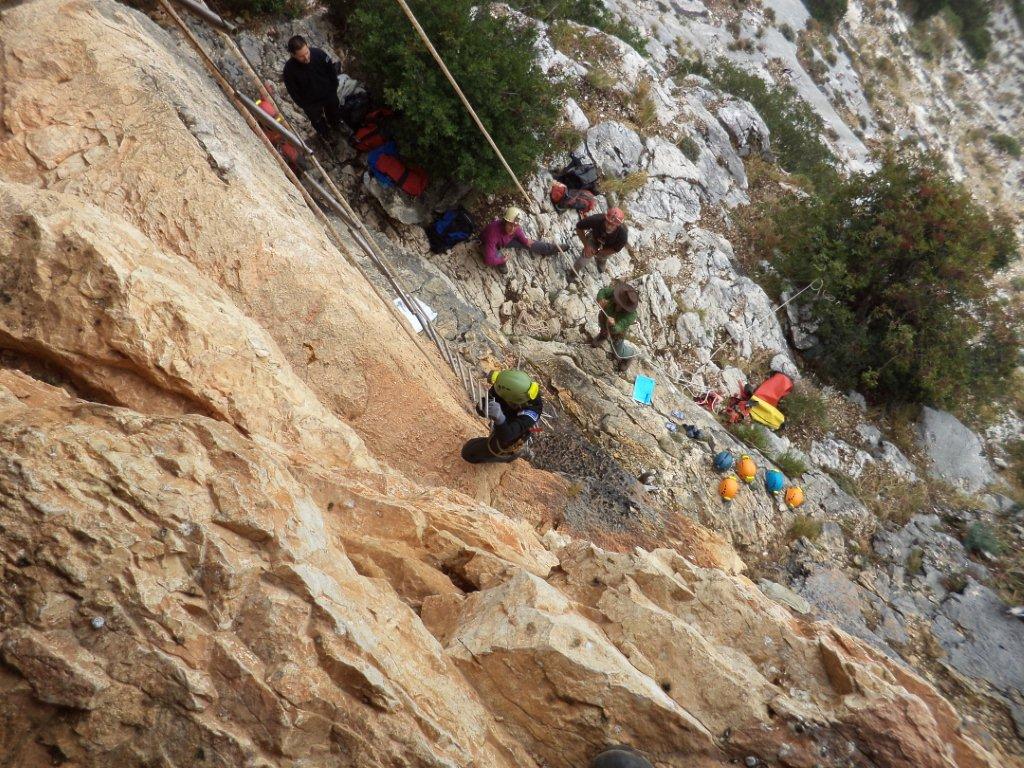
[507,0,648,54]
[900,0,994,60]
[675,58,837,191]
[754,154,1019,410]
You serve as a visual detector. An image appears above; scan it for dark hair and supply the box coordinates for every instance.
[287,35,307,54]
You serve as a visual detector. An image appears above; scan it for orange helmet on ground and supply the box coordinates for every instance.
[718,475,740,501]
[785,486,805,508]
[737,455,757,484]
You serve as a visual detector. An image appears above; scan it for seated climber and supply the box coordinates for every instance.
[282,35,343,145]
[572,207,629,277]
[461,369,543,464]
[593,281,640,369]
[479,206,561,274]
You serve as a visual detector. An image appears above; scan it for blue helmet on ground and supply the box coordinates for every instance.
[765,469,785,493]
[713,451,734,472]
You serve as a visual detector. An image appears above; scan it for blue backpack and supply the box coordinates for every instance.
[427,207,477,253]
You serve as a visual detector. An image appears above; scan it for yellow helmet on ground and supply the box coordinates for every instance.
[489,369,539,405]
[785,486,805,509]
[718,475,740,501]
[737,455,757,484]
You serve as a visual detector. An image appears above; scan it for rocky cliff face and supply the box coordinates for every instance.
[0,0,1017,766]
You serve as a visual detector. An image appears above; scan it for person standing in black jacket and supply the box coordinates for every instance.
[282,35,342,142]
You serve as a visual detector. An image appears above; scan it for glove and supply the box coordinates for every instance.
[486,398,506,425]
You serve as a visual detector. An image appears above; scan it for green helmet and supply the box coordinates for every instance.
[489,369,538,405]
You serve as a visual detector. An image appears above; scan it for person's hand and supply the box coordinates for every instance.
[486,398,506,425]
[582,243,594,258]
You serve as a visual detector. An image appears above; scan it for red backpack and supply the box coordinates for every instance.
[351,107,395,152]
[255,96,300,167]
[369,143,428,197]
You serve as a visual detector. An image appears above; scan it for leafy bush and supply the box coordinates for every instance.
[783,385,833,435]
[788,514,823,541]
[990,133,1022,158]
[678,134,702,162]
[684,59,837,190]
[507,0,647,54]
[964,521,1003,556]
[906,546,925,576]
[764,155,1019,408]
[942,571,969,593]
[775,450,810,477]
[730,423,773,455]
[330,0,561,193]
[801,0,849,27]
[900,0,993,59]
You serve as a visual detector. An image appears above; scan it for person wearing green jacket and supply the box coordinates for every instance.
[593,281,640,368]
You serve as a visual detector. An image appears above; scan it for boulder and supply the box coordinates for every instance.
[917,407,995,492]
[715,98,770,157]
[585,121,645,177]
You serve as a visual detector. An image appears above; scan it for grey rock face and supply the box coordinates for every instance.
[917,407,995,493]
[585,122,645,177]
[715,99,770,157]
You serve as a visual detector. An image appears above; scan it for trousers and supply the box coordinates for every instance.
[300,91,343,139]
[461,437,517,464]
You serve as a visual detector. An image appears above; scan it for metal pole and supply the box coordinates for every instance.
[165,0,236,32]
[236,92,312,154]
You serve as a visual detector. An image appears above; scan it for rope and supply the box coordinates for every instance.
[392,0,533,208]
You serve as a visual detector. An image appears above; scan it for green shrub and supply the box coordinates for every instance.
[678,134,702,161]
[801,0,849,27]
[330,0,561,193]
[900,0,993,59]
[942,571,969,593]
[730,423,773,454]
[990,133,1022,158]
[763,155,1019,409]
[703,60,837,190]
[906,546,925,575]
[783,385,833,435]
[788,514,823,541]
[964,521,1003,556]
[776,450,810,477]
[507,0,647,54]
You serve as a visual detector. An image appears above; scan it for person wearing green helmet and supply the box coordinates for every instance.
[461,369,544,464]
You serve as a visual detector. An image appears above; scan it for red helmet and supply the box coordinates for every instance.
[605,207,625,225]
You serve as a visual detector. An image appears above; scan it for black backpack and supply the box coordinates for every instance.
[554,153,599,192]
[338,90,372,132]
[427,207,477,253]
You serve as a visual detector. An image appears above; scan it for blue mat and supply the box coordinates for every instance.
[632,375,656,405]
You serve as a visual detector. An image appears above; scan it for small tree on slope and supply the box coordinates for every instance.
[766,155,1019,409]
[338,0,561,194]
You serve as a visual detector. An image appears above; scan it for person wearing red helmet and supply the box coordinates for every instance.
[572,207,629,277]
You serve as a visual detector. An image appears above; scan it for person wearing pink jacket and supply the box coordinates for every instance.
[479,206,561,273]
